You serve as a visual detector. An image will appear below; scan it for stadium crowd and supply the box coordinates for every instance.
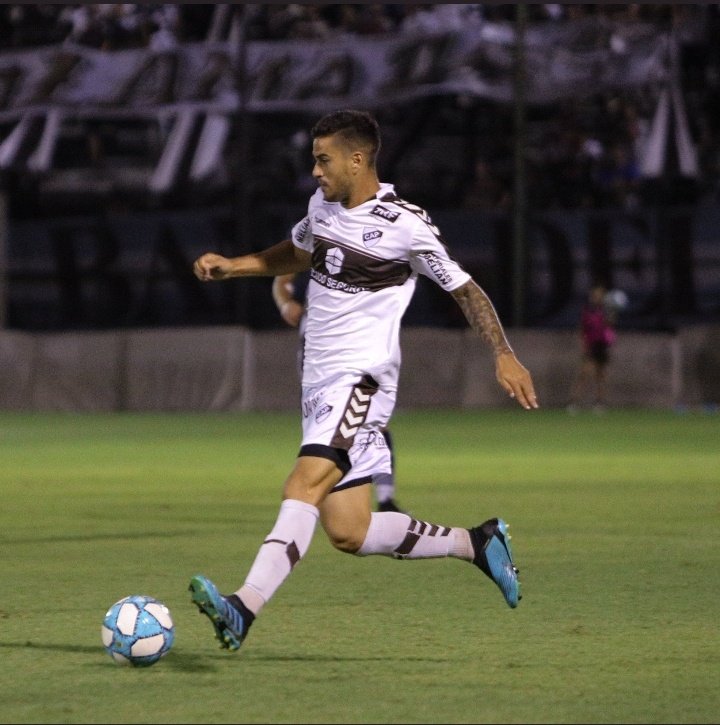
[1,4,719,213]
[0,4,701,49]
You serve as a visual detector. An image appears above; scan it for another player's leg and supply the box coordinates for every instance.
[374,429,407,513]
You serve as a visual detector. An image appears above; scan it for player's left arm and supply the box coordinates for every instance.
[451,279,539,410]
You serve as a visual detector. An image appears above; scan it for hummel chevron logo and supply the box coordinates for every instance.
[331,378,379,448]
[339,422,358,438]
[339,390,371,438]
[344,411,365,427]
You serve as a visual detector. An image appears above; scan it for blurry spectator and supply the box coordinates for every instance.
[1,4,67,47]
[400,3,482,34]
[594,141,642,209]
[462,158,511,211]
[148,4,180,51]
[541,4,566,22]
[567,284,618,413]
[355,4,394,36]
[322,4,360,36]
[288,5,330,40]
[59,4,156,50]
[623,100,652,166]
[264,5,307,40]
[61,5,105,48]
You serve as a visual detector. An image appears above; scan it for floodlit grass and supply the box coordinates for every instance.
[1,409,718,724]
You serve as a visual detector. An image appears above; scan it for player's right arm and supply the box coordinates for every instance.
[450,279,538,410]
[193,239,311,282]
[272,273,305,328]
[407,214,538,411]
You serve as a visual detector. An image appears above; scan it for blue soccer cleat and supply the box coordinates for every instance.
[469,518,521,608]
[188,575,253,651]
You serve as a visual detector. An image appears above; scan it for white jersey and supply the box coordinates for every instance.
[291,183,471,391]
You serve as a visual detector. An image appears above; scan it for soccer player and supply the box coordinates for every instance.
[272,270,406,514]
[190,109,539,651]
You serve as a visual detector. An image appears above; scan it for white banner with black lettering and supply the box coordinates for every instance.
[0,17,668,121]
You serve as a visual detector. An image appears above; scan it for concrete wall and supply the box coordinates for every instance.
[1,325,717,412]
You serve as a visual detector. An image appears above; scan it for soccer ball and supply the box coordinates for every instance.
[101,595,175,666]
[604,288,629,311]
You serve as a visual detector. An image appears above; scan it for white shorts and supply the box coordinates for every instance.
[299,374,395,492]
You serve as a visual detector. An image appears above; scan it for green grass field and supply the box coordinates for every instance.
[1,409,718,724]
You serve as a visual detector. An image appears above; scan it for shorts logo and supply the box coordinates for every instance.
[302,390,324,418]
[362,227,383,247]
[370,205,400,223]
[324,247,344,275]
[357,430,386,452]
[315,403,333,423]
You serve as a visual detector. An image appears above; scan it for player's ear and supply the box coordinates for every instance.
[350,150,363,171]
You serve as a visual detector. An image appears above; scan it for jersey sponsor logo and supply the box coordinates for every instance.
[311,237,411,291]
[417,251,452,286]
[362,227,383,247]
[314,214,330,227]
[324,247,344,275]
[310,268,367,294]
[294,216,310,244]
[370,205,400,223]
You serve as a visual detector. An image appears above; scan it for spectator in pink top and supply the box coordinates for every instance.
[568,285,617,412]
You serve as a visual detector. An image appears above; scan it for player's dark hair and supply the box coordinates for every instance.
[311,109,381,167]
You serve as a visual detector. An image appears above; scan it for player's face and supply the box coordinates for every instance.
[312,135,356,204]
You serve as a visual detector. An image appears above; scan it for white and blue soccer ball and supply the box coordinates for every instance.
[101,595,175,666]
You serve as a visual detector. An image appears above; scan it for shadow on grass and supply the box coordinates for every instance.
[0,641,219,672]
[1,530,201,546]
[0,641,103,655]
[0,641,452,668]
[243,653,454,663]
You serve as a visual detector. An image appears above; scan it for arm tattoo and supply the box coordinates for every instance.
[451,281,513,356]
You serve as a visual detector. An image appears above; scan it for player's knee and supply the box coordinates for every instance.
[326,530,365,554]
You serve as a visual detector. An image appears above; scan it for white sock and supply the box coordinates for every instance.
[374,472,395,504]
[235,499,319,615]
[356,512,473,560]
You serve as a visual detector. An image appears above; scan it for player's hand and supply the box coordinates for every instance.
[193,253,234,281]
[280,299,304,328]
[495,352,539,410]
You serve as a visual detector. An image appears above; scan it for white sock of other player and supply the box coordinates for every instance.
[236,498,319,615]
[356,512,473,560]
[373,472,395,504]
